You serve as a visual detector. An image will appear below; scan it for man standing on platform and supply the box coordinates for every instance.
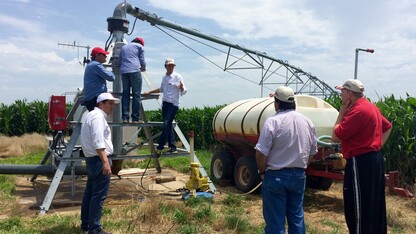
[81,47,115,112]
[118,37,146,123]
[144,58,187,155]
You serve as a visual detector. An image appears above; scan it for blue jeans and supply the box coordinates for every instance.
[81,156,111,232]
[262,169,306,234]
[122,72,142,121]
[157,101,178,150]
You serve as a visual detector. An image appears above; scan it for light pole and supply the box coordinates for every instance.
[354,48,374,79]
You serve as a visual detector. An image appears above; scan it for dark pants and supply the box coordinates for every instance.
[83,97,98,112]
[81,156,111,232]
[157,101,178,150]
[121,72,143,122]
[343,151,387,234]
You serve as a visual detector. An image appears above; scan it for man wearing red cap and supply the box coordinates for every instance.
[81,47,116,112]
[332,79,392,234]
[118,37,146,123]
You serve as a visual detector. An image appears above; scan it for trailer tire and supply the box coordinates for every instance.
[210,150,234,183]
[307,176,333,190]
[234,156,261,193]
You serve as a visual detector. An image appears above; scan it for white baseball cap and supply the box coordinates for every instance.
[274,86,295,103]
[335,79,365,94]
[96,93,120,104]
[165,58,175,65]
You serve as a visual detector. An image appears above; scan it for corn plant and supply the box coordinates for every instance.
[8,99,29,136]
[0,103,11,135]
[376,94,416,186]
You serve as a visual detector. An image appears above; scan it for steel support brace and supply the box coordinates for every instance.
[39,125,81,215]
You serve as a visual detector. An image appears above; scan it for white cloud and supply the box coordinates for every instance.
[0,14,41,33]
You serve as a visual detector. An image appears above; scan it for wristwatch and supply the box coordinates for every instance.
[258,170,265,175]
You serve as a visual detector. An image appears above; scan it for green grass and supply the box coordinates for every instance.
[0,151,45,197]
[0,151,44,164]
[0,148,268,234]
[129,149,212,175]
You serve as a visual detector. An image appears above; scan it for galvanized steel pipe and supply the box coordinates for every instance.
[0,165,88,175]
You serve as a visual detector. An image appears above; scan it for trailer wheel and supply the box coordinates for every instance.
[210,150,234,183]
[307,176,333,190]
[234,156,261,193]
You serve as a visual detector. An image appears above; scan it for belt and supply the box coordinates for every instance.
[270,167,305,171]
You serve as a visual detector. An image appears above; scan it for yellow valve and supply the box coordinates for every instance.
[185,162,209,191]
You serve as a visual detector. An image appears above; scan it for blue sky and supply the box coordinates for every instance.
[0,0,415,109]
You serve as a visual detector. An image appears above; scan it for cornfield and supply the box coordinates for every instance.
[0,95,415,187]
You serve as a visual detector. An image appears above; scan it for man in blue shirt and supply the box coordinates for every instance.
[81,47,115,112]
[118,37,146,123]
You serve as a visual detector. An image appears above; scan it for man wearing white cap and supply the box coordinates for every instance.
[80,92,119,234]
[255,86,317,234]
[144,58,187,155]
[332,79,392,234]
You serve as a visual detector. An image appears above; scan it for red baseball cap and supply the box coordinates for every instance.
[91,47,109,58]
[132,37,145,46]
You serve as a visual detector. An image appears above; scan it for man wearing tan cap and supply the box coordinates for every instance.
[144,58,187,155]
[255,86,317,234]
[332,79,392,234]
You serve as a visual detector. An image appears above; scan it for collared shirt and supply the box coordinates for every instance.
[82,60,115,103]
[118,42,146,74]
[160,71,187,107]
[334,98,392,159]
[255,109,317,170]
[80,107,114,157]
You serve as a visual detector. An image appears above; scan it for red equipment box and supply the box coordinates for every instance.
[48,96,67,131]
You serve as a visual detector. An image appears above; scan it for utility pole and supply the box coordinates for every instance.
[354,48,374,79]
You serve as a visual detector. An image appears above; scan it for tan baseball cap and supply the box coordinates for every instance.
[274,86,295,103]
[335,79,365,94]
[165,58,175,65]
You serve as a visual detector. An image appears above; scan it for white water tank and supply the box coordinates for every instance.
[213,95,338,148]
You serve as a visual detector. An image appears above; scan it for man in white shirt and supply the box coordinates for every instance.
[144,58,187,155]
[80,92,119,234]
[255,86,317,234]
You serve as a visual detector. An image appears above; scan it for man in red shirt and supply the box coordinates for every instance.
[332,79,392,234]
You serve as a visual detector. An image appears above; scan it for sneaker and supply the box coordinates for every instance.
[165,148,178,154]
[122,119,129,123]
[132,120,144,124]
[81,229,88,234]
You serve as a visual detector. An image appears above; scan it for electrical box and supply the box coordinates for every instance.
[48,96,67,131]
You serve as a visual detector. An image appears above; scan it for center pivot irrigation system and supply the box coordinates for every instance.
[0,2,344,215]
[107,2,336,98]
